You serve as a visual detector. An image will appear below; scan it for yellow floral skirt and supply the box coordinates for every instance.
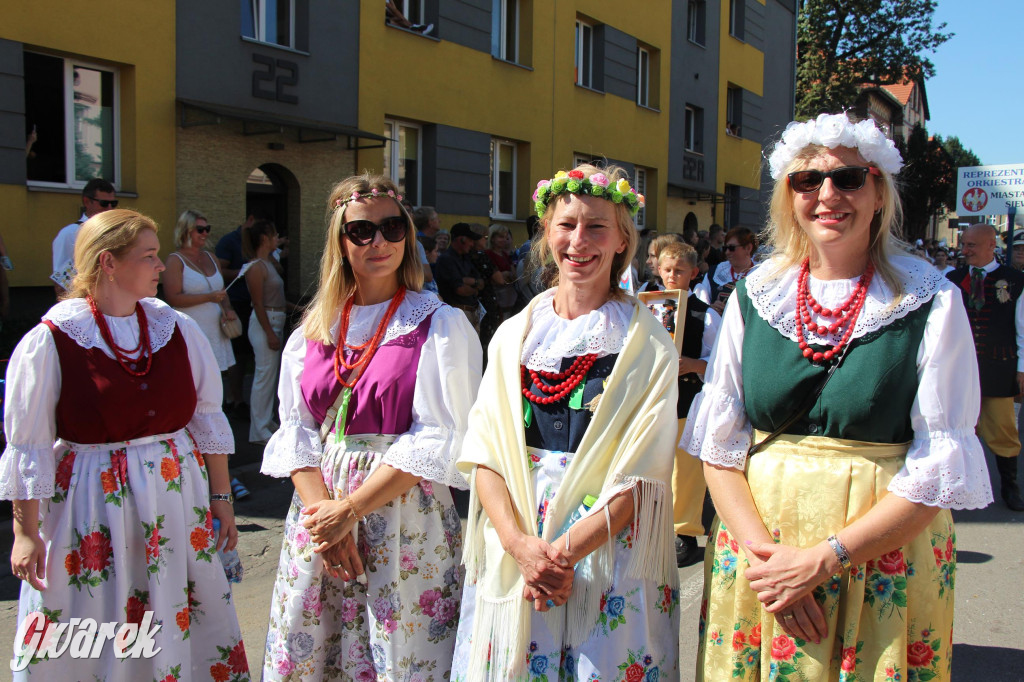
[698,433,955,682]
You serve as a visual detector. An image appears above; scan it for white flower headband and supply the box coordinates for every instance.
[767,113,904,180]
[334,187,403,209]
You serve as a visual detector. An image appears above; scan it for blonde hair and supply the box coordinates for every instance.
[530,163,638,297]
[66,209,158,300]
[659,242,698,268]
[173,209,206,249]
[303,173,423,344]
[762,144,906,299]
[487,223,511,250]
[649,233,685,259]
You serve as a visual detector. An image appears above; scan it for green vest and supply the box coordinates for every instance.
[736,279,933,443]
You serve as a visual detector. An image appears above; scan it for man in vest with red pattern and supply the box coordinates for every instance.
[949,223,1024,510]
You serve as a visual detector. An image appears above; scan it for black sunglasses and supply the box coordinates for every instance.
[343,216,407,246]
[787,166,880,194]
[724,244,743,252]
[87,196,119,209]
[195,225,212,234]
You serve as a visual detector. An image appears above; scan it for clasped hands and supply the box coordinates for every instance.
[510,534,574,613]
[300,499,364,581]
[743,541,834,644]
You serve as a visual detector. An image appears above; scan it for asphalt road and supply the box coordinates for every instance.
[0,418,1021,680]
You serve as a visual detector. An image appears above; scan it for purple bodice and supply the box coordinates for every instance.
[301,313,434,435]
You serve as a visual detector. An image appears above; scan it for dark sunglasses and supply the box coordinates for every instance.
[787,166,880,194]
[343,216,407,246]
[88,196,119,208]
[724,244,743,252]
[195,225,212,234]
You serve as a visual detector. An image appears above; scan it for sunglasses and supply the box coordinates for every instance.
[195,225,212,234]
[88,196,119,209]
[787,166,881,194]
[724,244,743,252]
[343,216,407,246]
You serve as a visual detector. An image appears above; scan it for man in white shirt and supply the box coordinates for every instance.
[51,178,117,294]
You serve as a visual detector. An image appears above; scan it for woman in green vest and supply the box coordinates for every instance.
[682,113,993,681]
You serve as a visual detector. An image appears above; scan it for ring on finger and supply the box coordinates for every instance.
[331,563,344,569]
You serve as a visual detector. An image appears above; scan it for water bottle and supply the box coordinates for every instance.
[212,519,244,583]
[558,494,599,536]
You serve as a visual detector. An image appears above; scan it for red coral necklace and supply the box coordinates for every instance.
[521,353,596,404]
[333,287,407,389]
[795,258,874,364]
[87,295,153,376]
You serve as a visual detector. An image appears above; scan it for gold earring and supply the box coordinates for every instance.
[109,274,114,282]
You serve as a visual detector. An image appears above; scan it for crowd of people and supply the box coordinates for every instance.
[0,112,1014,681]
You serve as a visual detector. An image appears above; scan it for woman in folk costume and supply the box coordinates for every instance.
[682,113,993,681]
[3,210,249,680]
[452,164,681,681]
[260,174,481,680]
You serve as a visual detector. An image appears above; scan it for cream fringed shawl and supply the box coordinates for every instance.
[457,296,680,681]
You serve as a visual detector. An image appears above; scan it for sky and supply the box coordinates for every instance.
[927,1,1024,166]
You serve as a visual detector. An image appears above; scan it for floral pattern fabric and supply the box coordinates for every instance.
[698,442,956,682]
[262,435,463,680]
[12,430,249,681]
[451,447,679,681]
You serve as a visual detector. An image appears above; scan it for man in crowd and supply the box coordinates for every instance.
[413,206,440,293]
[51,178,117,294]
[949,223,1024,510]
[705,223,725,271]
[434,222,485,331]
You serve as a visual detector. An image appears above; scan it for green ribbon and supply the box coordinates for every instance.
[333,386,352,447]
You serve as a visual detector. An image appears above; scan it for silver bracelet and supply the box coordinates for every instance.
[826,534,851,570]
[210,493,234,504]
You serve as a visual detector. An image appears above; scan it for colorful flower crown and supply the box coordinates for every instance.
[767,113,904,180]
[532,170,645,219]
[334,187,403,209]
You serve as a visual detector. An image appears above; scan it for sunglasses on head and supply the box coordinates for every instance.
[787,166,880,194]
[195,224,211,234]
[88,196,119,209]
[343,216,407,246]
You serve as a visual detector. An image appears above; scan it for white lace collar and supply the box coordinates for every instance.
[331,289,443,347]
[43,297,179,356]
[745,253,946,344]
[712,260,756,286]
[521,289,633,372]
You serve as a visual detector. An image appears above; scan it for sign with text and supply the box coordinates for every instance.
[957,164,1024,215]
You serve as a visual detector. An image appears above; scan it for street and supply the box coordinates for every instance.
[0,421,1020,680]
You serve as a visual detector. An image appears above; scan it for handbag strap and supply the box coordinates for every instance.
[319,385,352,444]
[747,343,850,456]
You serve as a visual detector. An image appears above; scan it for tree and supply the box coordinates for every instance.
[935,135,982,213]
[796,0,952,119]
[896,124,955,240]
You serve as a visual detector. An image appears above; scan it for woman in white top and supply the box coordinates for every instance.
[163,209,236,372]
[694,226,757,314]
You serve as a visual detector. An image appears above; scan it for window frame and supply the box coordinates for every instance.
[633,167,647,230]
[490,138,517,220]
[687,0,706,46]
[726,86,742,137]
[636,47,650,107]
[383,118,422,206]
[493,0,520,63]
[399,0,425,25]
[24,52,120,190]
[243,0,297,48]
[575,19,594,88]
[684,104,704,154]
[728,0,745,40]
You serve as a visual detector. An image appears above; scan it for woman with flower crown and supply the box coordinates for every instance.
[2,209,249,680]
[259,173,481,680]
[451,164,680,681]
[682,113,992,681]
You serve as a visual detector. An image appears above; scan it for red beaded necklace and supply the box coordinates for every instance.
[795,259,874,364]
[87,295,153,376]
[521,353,596,405]
[333,287,407,389]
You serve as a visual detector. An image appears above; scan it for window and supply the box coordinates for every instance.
[398,0,425,24]
[687,0,706,45]
[726,86,742,137]
[241,0,296,48]
[575,20,593,88]
[684,105,703,153]
[24,52,118,187]
[729,0,745,40]
[637,47,650,107]
[634,167,647,230]
[383,119,421,205]
[491,139,517,219]
[492,0,519,62]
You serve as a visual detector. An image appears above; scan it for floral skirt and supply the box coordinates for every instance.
[452,447,680,681]
[13,429,249,681]
[262,434,464,681]
[699,433,956,682]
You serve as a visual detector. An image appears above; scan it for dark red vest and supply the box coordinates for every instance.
[44,321,197,443]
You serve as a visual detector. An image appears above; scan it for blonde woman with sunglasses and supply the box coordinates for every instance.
[682,114,992,681]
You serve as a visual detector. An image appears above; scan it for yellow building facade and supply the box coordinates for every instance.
[0,0,177,287]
